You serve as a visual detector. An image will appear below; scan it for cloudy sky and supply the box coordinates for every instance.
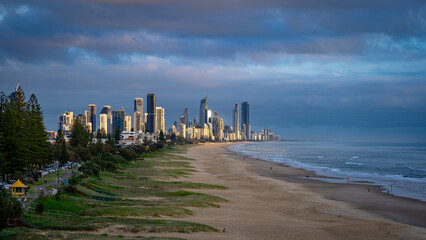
[1,0,425,142]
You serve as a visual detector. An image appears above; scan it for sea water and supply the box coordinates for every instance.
[228,141,426,202]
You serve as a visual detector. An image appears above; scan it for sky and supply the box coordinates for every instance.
[0,0,426,142]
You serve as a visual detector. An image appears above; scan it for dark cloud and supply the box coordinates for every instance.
[0,0,425,63]
[0,0,425,141]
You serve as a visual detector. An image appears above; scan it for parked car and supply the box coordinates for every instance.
[1,183,11,190]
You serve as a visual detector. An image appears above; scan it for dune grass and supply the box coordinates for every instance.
[23,145,225,237]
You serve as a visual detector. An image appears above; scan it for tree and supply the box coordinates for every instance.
[0,88,52,181]
[0,93,7,182]
[25,94,53,170]
[114,127,121,143]
[159,130,165,142]
[0,191,22,231]
[55,128,64,145]
[70,120,89,148]
[106,134,115,149]
[56,129,69,164]
[1,91,28,179]
[35,202,44,215]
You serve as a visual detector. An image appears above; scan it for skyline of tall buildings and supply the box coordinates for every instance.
[55,92,279,142]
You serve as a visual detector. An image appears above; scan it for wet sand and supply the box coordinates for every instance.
[175,143,426,240]
[234,147,426,228]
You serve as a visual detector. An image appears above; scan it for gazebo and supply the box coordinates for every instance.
[10,179,27,198]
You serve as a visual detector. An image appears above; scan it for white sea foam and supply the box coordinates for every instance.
[227,142,426,202]
[345,161,363,166]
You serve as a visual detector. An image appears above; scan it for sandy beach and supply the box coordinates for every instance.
[170,143,426,240]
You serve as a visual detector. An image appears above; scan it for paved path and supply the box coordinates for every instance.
[24,169,76,209]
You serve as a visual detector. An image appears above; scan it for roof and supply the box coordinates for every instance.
[11,179,27,188]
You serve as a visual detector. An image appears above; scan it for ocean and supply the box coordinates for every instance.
[228,141,426,202]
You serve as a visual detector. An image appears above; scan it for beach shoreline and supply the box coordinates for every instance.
[176,142,426,239]
[225,143,426,229]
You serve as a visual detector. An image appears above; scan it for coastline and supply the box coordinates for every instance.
[225,144,426,228]
[175,142,426,239]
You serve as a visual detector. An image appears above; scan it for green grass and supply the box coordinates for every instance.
[55,232,185,240]
[0,228,48,240]
[22,145,225,236]
[0,228,185,240]
[81,206,193,217]
[36,196,86,213]
[23,212,217,233]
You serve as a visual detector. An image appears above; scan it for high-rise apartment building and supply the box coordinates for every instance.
[112,110,125,132]
[77,113,87,128]
[206,109,212,124]
[88,104,97,133]
[233,103,239,138]
[86,122,92,133]
[100,106,112,135]
[99,113,108,135]
[134,98,143,114]
[58,111,73,132]
[146,93,156,133]
[199,97,207,127]
[182,107,188,126]
[156,107,165,134]
[212,112,220,140]
[134,111,143,132]
[133,98,144,133]
[124,115,132,131]
[241,102,250,140]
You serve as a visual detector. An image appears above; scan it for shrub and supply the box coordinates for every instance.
[0,192,22,231]
[63,185,77,194]
[78,161,101,177]
[113,155,126,164]
[55,190,62,201]
[117,147,137,162]
[101,152,115,162]
[69,174,84,185]
[35,202,44,215]
[104,161,118,173]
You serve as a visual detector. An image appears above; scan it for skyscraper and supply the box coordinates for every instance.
[233,103,239,139]
[124,115,132,131]
[182,107,188,126]
[134,98,143,114]
[206,109,212,124]
[156,107,165,134]
[99,113,108,134]
[146,93,156,133]
[134,111,143,132]
[77,113,87,128]
[58,111,73,132]
[112,110,125,132]
[88,104,97,133]
[212,112,220,140]
[241,102,250,140]
[199,97,207,127]
[133,98,143,133]
[100,106,112,135]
